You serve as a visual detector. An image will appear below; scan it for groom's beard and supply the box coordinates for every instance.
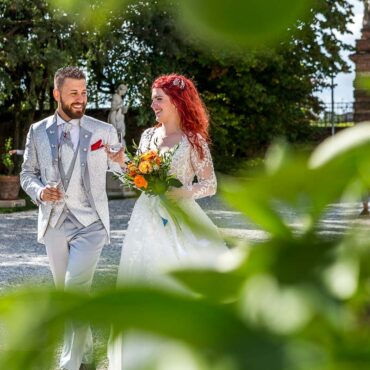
[60,97,87,119]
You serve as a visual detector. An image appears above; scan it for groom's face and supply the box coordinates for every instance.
[54,78,87,120]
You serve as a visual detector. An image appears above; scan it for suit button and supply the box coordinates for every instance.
[85,134,88,138]
[82,163,85,167]
[83,148,87,152]
[51,144,56,148]
[49,130,54,134]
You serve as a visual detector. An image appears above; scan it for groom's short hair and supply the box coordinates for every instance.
[54,66,86,90]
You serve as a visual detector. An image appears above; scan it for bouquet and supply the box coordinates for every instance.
[114,145,182,196]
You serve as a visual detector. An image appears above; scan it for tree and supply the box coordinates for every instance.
[0,0,354,170]
[85,0,354,171]
[0,0,86,149]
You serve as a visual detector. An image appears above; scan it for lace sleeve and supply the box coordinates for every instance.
[137,127,155,154]
[186,138,217,199]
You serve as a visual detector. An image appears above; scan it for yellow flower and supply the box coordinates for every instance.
[134,175,148,189]
[127,163,138,177]
[138,160,153,174]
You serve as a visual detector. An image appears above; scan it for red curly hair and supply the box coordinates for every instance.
[152,74,209,159]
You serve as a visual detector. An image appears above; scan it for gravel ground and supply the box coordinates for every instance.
[0,197,365,291]
[0,196,264,291]
[0,197,367,290]
[0,196,367,369]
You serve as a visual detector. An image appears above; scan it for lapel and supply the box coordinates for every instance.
[79,116,93,177]
[45,114,58,165]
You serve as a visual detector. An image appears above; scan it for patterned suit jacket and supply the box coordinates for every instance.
[21,113,122,243]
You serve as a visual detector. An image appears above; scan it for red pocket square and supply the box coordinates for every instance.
[91,139,104,151]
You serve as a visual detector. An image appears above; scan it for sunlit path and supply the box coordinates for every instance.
[0,197,367,291]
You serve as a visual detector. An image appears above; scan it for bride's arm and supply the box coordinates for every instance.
[169,137,217,200]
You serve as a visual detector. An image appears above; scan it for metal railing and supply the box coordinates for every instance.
[318,102,354,126]
[313,102,354,135]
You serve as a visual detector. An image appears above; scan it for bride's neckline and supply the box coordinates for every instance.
[151,127,186,152]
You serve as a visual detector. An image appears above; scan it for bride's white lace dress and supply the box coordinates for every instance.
[108,127,227,370]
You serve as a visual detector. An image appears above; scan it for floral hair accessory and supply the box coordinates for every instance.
[172,77,186,90]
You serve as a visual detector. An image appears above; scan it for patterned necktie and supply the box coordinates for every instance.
[59,122,74,174]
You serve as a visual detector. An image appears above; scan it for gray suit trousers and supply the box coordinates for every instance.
[44,216,106,370]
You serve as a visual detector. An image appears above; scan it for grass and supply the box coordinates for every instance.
[310,121,354,128]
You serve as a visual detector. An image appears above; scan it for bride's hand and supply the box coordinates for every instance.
[104,145,125,168]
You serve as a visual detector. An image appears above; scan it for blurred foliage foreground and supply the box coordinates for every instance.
[3,124,370,370]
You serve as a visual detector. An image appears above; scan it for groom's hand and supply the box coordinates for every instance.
[105,145,125,168]
[40,186,62,202]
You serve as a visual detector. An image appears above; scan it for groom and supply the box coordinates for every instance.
[21,66,122,370]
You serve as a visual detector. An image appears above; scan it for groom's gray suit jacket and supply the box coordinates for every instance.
[21,113,122,243]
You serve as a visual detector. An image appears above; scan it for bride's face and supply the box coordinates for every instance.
[151,88,179,124]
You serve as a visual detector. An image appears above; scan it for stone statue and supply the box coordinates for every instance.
[108,84,128,140]
[364,0,370,27]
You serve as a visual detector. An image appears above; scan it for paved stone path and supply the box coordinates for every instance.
[0,196,366,291]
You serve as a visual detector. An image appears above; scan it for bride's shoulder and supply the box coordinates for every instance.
[191,133,209,147]
[142,126,156,134]
[140,126,156,139]
[138,127,157,151]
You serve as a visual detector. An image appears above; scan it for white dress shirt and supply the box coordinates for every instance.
[56,114,80,151]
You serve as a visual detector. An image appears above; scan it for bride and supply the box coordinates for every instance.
[107,74,228,369]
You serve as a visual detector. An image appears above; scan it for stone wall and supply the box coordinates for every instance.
[351,8,370,123]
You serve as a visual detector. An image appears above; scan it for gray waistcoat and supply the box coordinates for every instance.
[49,141,99,228]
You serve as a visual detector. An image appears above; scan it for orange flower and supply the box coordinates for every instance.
[140,150,158,161]
[134,175,148,189]
[138,160,152,174]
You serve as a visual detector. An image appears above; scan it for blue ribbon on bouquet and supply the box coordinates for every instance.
[157,195,183,230]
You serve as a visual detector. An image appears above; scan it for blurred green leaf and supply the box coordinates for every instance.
[221,173,293,238]
[238,236,337,285]
[354,72,370,92]
[309,122,370,170]
[170,268,246,302]
[0,287,289,370]
[178,0,314,47]
[51,0,314,47]
[51,0,130,28]
[221,128,370,236]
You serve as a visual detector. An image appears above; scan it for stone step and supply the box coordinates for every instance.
[0,199,26,208]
